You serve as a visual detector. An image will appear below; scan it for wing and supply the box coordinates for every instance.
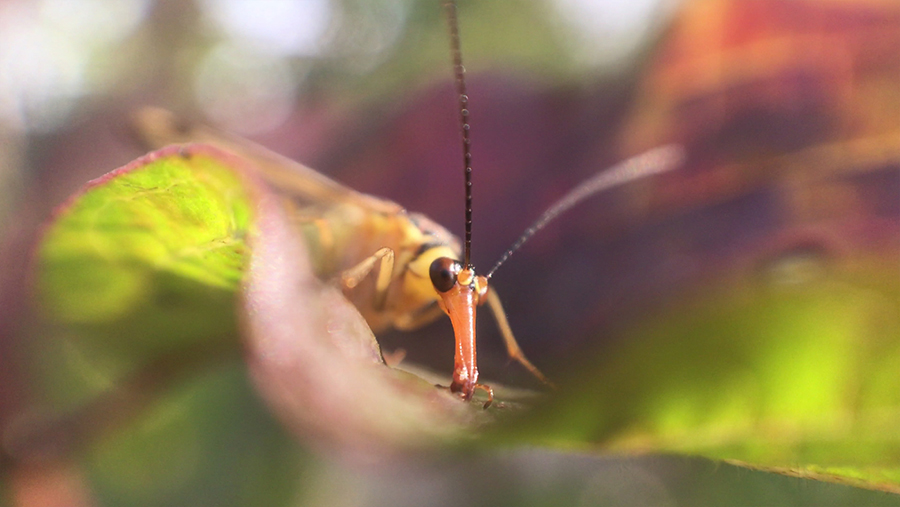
[130,107,403,215]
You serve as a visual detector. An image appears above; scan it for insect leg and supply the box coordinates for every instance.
[474,383,494,409]
[485,289,553,386]
[340,247,395,311]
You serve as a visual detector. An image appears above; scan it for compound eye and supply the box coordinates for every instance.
[429,257,461,293]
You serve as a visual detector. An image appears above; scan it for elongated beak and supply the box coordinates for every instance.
[436,283,479,400]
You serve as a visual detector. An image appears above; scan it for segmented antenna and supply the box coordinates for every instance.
[444,0,473,268]
[486,144,686,278]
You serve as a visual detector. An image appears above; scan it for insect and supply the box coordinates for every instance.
[133,1,684,408]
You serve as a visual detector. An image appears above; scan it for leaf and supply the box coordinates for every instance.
[28,145,312,505]
[240,177,484,458]
[500,259,900,492]
[37,145,253,359]
[293,449,900,507]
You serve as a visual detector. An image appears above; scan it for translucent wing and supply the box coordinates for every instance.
[130,107,402,215]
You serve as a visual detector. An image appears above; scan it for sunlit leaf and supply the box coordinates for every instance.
[38,145,253,359]
[503,259,900,492]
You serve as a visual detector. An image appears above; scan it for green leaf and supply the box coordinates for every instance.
[38,146,253,356]
[502,259,900,492]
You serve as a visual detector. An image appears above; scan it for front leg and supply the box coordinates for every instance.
[340,247,395,311]
[485,289,552,387]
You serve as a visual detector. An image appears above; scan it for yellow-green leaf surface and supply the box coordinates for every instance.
[34,145,265,412]
[39,146,253,351]
[28,144,310,505]
[503,259,900,493]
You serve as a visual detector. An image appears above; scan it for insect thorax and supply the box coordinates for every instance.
[295,201,461,332]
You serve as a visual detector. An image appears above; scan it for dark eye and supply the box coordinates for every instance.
[429,257,461,293]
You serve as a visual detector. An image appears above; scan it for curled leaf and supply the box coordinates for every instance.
[241,187,484,458]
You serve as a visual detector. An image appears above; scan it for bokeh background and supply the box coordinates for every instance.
[1,0,899,505]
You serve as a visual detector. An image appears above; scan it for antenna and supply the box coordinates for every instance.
[486,144,685,278]
[444,0,473,268]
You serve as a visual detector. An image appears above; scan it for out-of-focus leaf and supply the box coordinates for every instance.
[32,146,265,426]
[28,145,313,505]
[37,145,253,358]
[81,363,305,507]
[502,259,900,492]
[241,188,483,458]
[293,448,900,507]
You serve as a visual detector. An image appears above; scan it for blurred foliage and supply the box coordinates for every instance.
[2,0,900,506]
[21,133,900,506]
[34,148,253,409]
[84,364,304,507]
[501,257,900,489]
